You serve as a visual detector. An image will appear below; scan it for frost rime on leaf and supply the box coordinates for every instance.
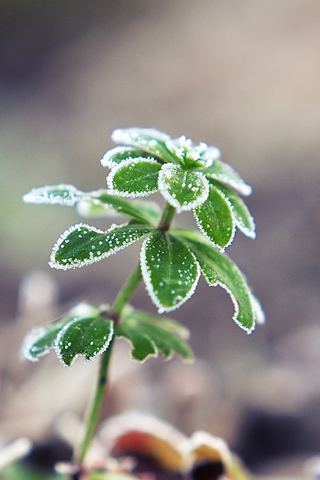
[194,186,235,251]
[54,316,114,368]
[101,146,152,168]
[140,232,201,313]
[49,223,154,270]
[158,164,209,212]
[107,158,161,198]
[22,184,84,206]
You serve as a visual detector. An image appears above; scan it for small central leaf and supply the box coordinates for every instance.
[107,158,162,198]
[50,223,154,270]
[140,231,200,313]
[55,316,114,368]
[158,164,209,212]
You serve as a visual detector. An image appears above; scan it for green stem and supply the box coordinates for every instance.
[75,338,114,465]
[111,262,142,316]
[74,263,142,466]
[157,202,176,231]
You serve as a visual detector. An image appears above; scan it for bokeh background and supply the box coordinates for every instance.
[1,1,320,477]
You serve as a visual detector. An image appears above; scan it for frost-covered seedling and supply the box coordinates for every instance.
[22,127,264,471]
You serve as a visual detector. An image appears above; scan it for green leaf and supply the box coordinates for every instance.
[158,164,209,212]
[50,223,154,270]
[23,184,84,206]
[140,231,200,313]
[76,198,119,219]
[209,179,256,239]
[21,317,71,362]
[111,127,177,163]
[83,190,161,224]
[174,229,256,332]
[107,158,162,198]
[204,159,252,196]
[55,316,114,368]
[21,302,103,362]
[101,146,152,168]
[116,313,193,362]
[115,323,156,361]
[194,185,235,251]
[122,308,190,340]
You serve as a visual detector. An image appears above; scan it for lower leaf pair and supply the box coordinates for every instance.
[22,303,193,368]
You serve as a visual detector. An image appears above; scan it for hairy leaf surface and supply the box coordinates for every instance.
[86,190,161,224]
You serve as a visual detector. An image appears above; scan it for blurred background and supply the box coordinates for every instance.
[1,0,320,477]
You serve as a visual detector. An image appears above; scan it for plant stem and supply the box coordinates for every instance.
[75,338,114,465]
[111,262,142,317]
[157,202,176,231]
[74,263,142,466]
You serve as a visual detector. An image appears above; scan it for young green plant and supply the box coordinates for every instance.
[22,127,263,470]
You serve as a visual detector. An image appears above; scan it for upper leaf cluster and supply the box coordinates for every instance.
[102,128,255,250]
[23,128,263,334]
